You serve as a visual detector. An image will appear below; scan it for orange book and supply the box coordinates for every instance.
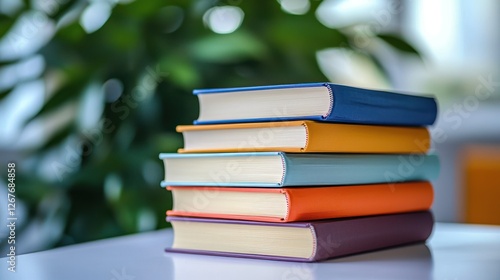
[463,146,500,225]
[167,181,434,222]
[176,121,430,153]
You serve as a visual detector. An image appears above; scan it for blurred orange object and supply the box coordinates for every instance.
[463,145,500,225]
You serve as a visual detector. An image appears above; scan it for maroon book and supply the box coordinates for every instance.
[166,211,434,262]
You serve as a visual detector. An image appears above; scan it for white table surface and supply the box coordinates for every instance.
[1,223,500,280]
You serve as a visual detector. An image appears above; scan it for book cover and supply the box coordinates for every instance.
[166,181,434,222]
[177,121,431,154]
[166,211,434,262]
[194,83,437,126]
[159,152,440,187]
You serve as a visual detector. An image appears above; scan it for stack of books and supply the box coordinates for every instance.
[160,83,439,262]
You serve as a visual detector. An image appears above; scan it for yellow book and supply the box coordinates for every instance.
[176,121,430,154]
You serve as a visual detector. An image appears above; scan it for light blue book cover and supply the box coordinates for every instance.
[159,152,439,187]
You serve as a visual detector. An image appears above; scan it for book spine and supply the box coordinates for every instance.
[325,83,438,126]
[310,211,434,261]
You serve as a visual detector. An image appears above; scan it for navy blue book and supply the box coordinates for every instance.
[194,83,437,126]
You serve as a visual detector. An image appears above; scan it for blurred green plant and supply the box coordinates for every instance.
[0,0,420,252]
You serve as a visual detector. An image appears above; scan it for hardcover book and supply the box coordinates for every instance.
[167,181,434,222]
[194,83,437,126]
[166,211,434,262]
[159,152,440,187]
[177,121,431,154]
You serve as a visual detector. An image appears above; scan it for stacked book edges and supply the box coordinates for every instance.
[160,82,439,262]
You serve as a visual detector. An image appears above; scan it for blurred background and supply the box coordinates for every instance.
[0,0,499,254]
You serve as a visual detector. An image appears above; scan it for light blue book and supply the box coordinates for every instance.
[159,152,439,187]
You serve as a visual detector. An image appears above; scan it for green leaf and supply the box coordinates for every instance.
[266,15,350,52]
[97,19,140,52]
[152,133,183,152]
[115,0,168,20]
[377,33,421,57]
[0,59,19,68]
[159,55,200,89]
[0,14,17,38]
[20,0,31,10]
[190,31,269,63]
[56,20,86,43]
[49,0,79,21]
[0,88,13,102]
